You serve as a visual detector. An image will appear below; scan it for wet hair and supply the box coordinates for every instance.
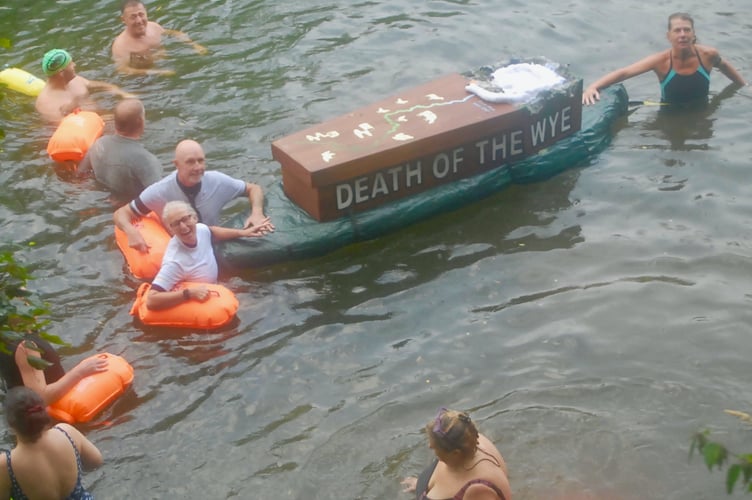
[667,12,697,44]
[426,408,479,458]
[162,200,197,226]
[4,386,51,443]
[668,12,694,30]
[120,0,145,13]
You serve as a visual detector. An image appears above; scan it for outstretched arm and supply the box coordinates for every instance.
[583,52,664,105]
[16,343,108,406]
[164,28,208,54]
[209,222,271,241]
[87,79,136,99]
[243,182,275,234]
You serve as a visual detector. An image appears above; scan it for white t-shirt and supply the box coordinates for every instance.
[131,171,246,226]
[152,223,218,291]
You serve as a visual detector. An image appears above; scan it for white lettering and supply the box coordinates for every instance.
[561,106,571,132]
[433,153,450,179]
[371,172,389,198]
[354,177,369,204]
[387,166,403,191]
[336,184,353,209]
[475,139,489,165]
[531,118,546,146]
[406,161,422,188]
[452,147,464,173]
[510,130,523,156]
[491,133,507,161]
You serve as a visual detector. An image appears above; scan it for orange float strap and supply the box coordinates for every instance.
[47,353,134,424]
[130,282,239,329]
[46,110,104,163]
[114,213,170,280]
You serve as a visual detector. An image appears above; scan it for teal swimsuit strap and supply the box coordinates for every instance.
[660,48,710,99]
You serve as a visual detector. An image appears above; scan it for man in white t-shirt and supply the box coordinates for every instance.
[113,139,274,254]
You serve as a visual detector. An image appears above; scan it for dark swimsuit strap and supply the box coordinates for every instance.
[55,426,85,485]
[452,479,507,500]
[3,448,28,500]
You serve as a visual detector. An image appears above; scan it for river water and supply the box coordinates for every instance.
[2,1,752,499]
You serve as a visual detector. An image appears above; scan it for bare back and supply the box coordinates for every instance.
[426,434,512,500]
[0,426,82,498]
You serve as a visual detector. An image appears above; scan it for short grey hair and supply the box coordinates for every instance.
[162,200,196,226]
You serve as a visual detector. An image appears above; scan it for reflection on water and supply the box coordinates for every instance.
[3,0,752,498]
[638,82,743,151]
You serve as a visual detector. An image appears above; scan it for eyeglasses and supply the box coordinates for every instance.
[169,213,196,229]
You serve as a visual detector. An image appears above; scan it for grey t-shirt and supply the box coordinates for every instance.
[78,135,162,199]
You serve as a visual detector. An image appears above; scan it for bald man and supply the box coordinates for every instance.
[114,139,273,253]
[78,98,161,199]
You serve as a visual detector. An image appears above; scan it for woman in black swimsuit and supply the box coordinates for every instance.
[401,408,512,500]
[582,12,746,106]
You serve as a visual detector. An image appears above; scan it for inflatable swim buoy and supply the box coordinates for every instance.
[115,213,170,280]
[46,110,104,163]
[47,353,134,424]
[0,67,45,97]
[130,282,239,329]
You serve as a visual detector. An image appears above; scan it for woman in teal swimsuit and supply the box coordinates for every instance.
[401,408,512,500]
[582,12,746,106]
[0,387,103,499]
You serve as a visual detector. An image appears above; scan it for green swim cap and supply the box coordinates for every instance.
[42,49,72,76]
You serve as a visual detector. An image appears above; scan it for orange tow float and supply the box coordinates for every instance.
[47,353,134,424]
[130,282,239,329]
[46,110,104,163]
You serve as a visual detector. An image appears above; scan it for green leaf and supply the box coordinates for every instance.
[742,463,752,483]
[689,432,708,460]
[0,38,11,49]
[726,464,741,494]
[26,355,51,370]
[703,442,727,470]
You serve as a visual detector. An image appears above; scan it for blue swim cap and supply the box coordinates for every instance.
[42,49,72,76]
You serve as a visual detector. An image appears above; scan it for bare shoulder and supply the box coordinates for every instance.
[54,423,83,443]
[694,44,719,56]
[695,44,722,67]
[148,21,165,35]
[112,32,128,56]
[641,50,670,66]
[463,481,510,500]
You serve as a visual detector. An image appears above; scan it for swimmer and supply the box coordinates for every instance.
[0,387,103,500]
[35,48,133,123]
[582,12,746,106]
[112,0,208,75]
[401,408,512,500]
